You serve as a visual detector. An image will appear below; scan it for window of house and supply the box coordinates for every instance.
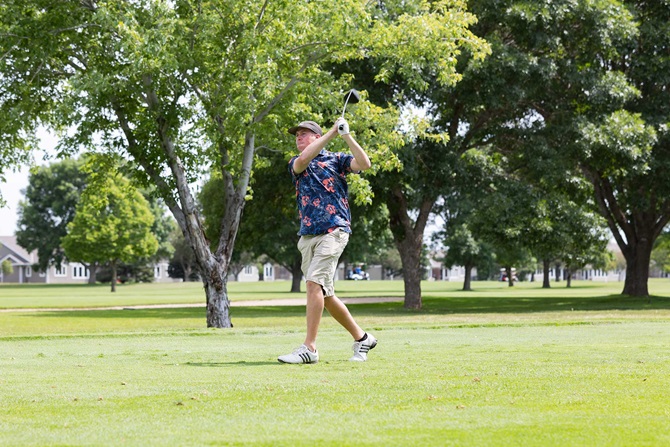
[155,266,161,278]
[54,265,67,277]
[264,265,273,278]
[26,266,32,277]
[244,265,253,275]
[72,265,89,279]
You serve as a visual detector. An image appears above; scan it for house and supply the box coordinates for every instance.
[1,235,94,284]
[0,235,177,284]
[0,235,44,283]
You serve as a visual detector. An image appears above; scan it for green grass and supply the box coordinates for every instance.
[1,277,669,309]
[1,279,670,446]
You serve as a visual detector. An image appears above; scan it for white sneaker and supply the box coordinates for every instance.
[278,344,319,364]
[350,333,377,362]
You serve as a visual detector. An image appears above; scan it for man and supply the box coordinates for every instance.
[278,117,377,364]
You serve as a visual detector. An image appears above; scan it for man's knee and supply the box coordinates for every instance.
[306,280,326,295]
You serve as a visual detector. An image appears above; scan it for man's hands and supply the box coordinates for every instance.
[333,118,371,171]
[335,117,350,135]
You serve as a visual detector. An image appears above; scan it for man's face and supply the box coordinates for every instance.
[295,128,319,152]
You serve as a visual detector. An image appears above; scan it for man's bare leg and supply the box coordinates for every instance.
[324,295,365,340]
[304,280,325,352]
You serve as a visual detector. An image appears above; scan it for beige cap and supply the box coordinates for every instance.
[288,120,322,136]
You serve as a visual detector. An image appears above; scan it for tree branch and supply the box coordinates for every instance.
[253,51,326,124]
[255,0,269,32]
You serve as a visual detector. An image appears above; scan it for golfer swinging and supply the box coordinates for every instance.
[278,117,377,364]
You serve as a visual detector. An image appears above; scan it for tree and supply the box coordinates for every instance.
[96,191,177,284]
[167,226,199,282]
[62,168,158,292]
[595,1,670,295]
[651,232,670,277]
[480,1,666,296]
[1,0,486,326]
[1,259,13,277]
[369,247,403,280]
[15,158,88,276]
[439,223,493,291]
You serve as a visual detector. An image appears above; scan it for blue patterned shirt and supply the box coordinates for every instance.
[289,150,356,235]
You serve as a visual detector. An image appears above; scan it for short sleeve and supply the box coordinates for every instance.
[338,153,357,175]
[288,156,298,181]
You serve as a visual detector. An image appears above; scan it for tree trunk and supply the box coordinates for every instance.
[86,262,98,285]
[385,186,434,310]
[400,248,423,308]
[290,260,303,293]
[566,268,572,288]
[555,263,561,282]
[202,264,231,328]
[582,167,670,299]
[622,239,653,296]
[542,259,551,289]
[183,264,191,282]
[462,264,473,291]
[506,265,514,287]
[120,80,255,328]
[111,260,117,293]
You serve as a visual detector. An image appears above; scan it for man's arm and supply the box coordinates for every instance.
[336,117,371,172]
[292,127,338,174]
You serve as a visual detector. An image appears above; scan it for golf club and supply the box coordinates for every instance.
[341,89,360,118]
[339,89,360,133]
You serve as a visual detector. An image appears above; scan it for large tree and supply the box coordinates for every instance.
[482,0,667,296]
[339,0,623,306]
[1,0,486,326]
[15,158,87,275]
[437,0,641,295]
[575,1,670,296]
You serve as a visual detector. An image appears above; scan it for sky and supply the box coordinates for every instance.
[0,168,31,235]
[0,129,56,236]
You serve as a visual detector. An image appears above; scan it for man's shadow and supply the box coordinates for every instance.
[184,361,279,367]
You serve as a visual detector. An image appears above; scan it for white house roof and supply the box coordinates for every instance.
[0,235,35,265]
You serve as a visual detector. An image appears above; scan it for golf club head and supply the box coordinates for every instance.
[341,89,361,118]
[344,89,360,105]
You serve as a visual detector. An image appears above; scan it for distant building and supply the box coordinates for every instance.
[0,235,176,284]
[0,235,45,284]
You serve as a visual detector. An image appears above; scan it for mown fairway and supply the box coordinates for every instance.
[1,279,669,446]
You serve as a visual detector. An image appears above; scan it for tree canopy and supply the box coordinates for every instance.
[61,166,158,292]
[0,0,487,325]
[16,158,87,272]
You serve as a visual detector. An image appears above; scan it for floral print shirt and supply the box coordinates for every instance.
[289,150,356,235]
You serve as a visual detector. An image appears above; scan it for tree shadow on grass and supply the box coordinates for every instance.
[22,295,670,322]
[22,305,306,320]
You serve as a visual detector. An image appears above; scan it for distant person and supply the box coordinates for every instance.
[278,118,377,364]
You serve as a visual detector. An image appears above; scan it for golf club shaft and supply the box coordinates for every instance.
[341,91,353,118]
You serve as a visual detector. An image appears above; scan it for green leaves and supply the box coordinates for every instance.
[15,158,88,271]
[62,168,158,267]
[579,110,657,176]
[367,0,490,90]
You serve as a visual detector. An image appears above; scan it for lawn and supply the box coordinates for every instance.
[1,277,669,309]
[1,279,669,446]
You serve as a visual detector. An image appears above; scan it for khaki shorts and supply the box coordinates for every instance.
[298,228,350,297]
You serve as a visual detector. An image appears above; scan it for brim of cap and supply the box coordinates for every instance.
[288,125,321,136]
